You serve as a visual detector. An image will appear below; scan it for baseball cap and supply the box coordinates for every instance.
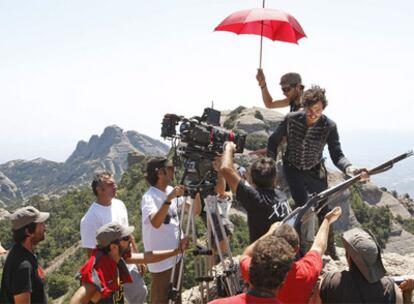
[9,206,50,231]
[280,72,303,86]
[146,157,173,175]
[342,228,386,283]
[96,222,135,248]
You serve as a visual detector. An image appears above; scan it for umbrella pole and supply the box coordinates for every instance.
[259,35,263,68]
[259,0,265,68]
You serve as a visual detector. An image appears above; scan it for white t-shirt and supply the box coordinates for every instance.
[80,198,137,271]
[141,186,184,273]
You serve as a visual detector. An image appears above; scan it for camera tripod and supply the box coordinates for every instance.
[167,185,242,304]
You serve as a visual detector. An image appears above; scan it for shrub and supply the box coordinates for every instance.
[350,187,392,248]
[245,134,268,151]
[254,110,264,121]
[223,106,246,129]
[47,273,72,299]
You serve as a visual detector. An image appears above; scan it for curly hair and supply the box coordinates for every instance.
[272,223,299,250]
[302,85,328,109]
[249,236,295,291]
[249,157,276,189]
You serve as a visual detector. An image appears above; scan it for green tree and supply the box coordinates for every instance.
[350,186,392,248]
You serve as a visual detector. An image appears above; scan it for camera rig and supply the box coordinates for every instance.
[161,108,246,193]
[161,108,245,302]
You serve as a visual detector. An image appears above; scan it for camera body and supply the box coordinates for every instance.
[161,108,246,155]
[161,108,246,190]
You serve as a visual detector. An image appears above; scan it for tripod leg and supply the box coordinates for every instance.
[214,206,240,294]
[205,196,236,296]
[190,205,206,304]
[215,201,243,294]
[168,197,194,304]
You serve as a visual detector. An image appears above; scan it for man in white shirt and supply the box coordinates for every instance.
[80,172,147,304]
[141,157,201,304]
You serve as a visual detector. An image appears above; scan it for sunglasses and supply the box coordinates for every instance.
[120,236,130,242]
[282,86,295,93]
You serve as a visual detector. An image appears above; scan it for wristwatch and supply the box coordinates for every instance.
[163,200,172,206]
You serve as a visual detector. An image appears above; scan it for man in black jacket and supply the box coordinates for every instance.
[267,85,366,259]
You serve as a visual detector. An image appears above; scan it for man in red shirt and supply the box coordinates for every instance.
[239,206,342,304]
[209,235,295,304]
[70,222,188,304]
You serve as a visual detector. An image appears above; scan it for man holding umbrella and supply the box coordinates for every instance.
[256,69,304,112]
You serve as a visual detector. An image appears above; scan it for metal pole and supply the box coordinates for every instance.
[259,0,265,68]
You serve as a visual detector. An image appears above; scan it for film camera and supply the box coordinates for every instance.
[161,108,246,192]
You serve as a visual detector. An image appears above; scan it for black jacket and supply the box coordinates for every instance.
[267,111,351,172]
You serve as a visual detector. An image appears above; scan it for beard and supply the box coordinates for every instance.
[119,243,131,256]
[32,233,45,245]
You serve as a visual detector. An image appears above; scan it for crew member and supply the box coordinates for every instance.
[220,142,290,243]
[141,157,201,303]
[0,206,49,304]
[80,172,147,303]
[70,222,188,304]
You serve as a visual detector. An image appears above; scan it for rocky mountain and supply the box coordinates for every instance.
[0,171,24,206]
[221,106,284,151]
[325,172,414,255]
[0,159,63,201]
[0,125,168,202]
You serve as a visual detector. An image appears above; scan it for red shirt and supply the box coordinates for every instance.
[209,293,282,304]
[78,249,133,299]
[240,250,323,304]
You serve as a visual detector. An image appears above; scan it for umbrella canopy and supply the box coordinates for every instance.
[215,8,306,44]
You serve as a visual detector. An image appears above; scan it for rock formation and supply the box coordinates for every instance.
[0,171,24,205]
[0,125,169,202]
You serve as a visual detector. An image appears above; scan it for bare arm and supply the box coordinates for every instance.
[220,142,241,194]
[70,282,99,304]
[193,193,201,215]
[256,68,290,109]
[126,239,188,264]
[400,279,414,304]
[310,207,342,255]
[86,248,93,258]
[14,293,31,304]
[242,222,281,258]
[215,170,227,197]
[130,234,138,253]
[150,185,184,229]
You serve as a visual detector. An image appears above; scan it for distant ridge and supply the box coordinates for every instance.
[0,125,168,203]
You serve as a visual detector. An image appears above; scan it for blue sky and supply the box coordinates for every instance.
[1,0,413,163]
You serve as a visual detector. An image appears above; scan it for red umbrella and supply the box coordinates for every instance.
[214,8,306,67]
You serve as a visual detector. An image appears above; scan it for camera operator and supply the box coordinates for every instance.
[220,142,290,243]
[141,157,201,304]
